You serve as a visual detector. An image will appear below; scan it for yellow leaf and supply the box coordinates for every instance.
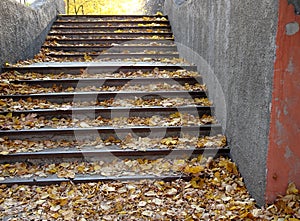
[41,193,49,199]
[169,112,181,118]
[239,212,250,218]
[6,113,12,118]
[219,159,239,175]
[84,53,92,62]
[76,165,86,173]
[156,12,163,16]
[57,170,75,179]
[94,165,101,171]
[286,182,299,195]
[66,87,74,92]
[59,198,69,206]
[51,213,60,219]
[190,177,204,189]
[0,151,9,155]
[66,171,75,179]
[161,137,178,146]
[214,171,221,179]
[184,165,204,174]
[229,206,238,210]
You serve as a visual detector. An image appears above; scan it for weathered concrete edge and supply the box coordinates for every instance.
[0,0,65,72]
[164,0,278,206]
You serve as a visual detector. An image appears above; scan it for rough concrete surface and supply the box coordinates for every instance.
[144,0,165,14]
[0,0,65,71]
[164,0,278,206]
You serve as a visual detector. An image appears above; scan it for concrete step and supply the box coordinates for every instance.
[0,14,228,187]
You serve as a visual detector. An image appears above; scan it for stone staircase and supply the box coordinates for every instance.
[0,15,237,220]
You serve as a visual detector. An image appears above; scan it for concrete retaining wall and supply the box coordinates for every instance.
[0,0,65,71]
[164,0,278,206]
[144,0,165,14]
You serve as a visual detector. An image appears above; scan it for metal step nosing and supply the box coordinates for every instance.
[0,125,222,134]
[3,65,197,73]
[53,21,171,26]
[45,53,180,58]
[0,175,190,187]
[48,32,173,36]
[0,91,208,101]
[9,77,202,84]
[42,45,178,50]
[51,26,172,30]
[46,38,174,43]
[0,105,213,116]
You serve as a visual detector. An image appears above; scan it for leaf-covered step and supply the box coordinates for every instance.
[48,32,173,39]
[0,81,206,95]
[0,170,260,220]
[3,65,197,74]
[0,134,226,156]
[56,15,169,22]
[52,24,171,29]
[44,38,176,46]
[0,149,229,164]
[54,20,170,26]
[0,156,235,185]
[7,77,202,88]
[43,45,178,53]
[0,97,212,112]
[50,26,172,33]
[45,52,179,60]
[0,125,223,140]
[0,112,217,131]
[1,68,199,80]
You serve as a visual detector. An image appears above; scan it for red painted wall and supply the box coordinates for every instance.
[266,0,300,203]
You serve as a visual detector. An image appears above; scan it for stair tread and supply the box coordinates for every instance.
[1,147,229,155]
[0,124,222,132]
[5,61,193,68]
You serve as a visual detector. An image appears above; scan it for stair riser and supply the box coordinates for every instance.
[46,39,175,45]
[43,46,178,53]
[51,26,171,31]
[53,20,170,26]
[46,53,179,59]
[57,15,168,20]
[48,33,173,38]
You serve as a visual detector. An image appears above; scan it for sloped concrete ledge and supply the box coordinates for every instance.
[0,0,65,71]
